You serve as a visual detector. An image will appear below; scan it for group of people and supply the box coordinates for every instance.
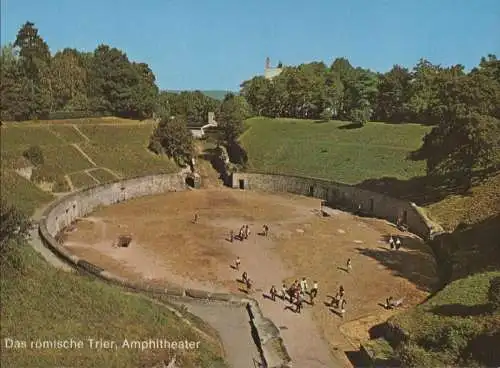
[388,235,402,250]
[229,224,270,242]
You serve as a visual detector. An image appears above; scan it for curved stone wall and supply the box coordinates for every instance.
[37,171,291,368]
[231,172,443,240]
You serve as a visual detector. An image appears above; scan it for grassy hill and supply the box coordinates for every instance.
[240,117,430,184]
[0,117,227,367]
[0,118,177,214]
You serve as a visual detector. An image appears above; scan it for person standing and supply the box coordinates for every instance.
[389,235,395,249]
[235,256,241,270]
[395,237,402,250]
[281,283,288,301]
[269,285,277,301]
[296,295,303,313]
[340,299,347,318]
[310,281,318,298]
[346,258,352,273]
[230,230,234,243]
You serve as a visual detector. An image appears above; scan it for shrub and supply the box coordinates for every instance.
[398,342,448,367]
[22,145,44,166]
[0,201,31,267]
[488,277,500,311]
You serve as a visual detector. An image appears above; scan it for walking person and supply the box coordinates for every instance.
[263,224,269,237]
[388,235,395,250]
[235,256,241,270]
[246,278,253,293]
[346,258,352,273]
[395,237,402,250]
[269,285,277,301]
[230,230,234,243]
[281,283,288,301]
[310,281,318,298]
[300,277,308,294]
[242,271,248,284]
[340,299,347,318]
[193,213,199,224]
[295,295,303,313]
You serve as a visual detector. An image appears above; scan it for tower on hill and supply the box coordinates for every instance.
[264,57,283,80]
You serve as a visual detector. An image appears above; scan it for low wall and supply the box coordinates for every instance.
[37,171,290,368]
[232,172,443,240]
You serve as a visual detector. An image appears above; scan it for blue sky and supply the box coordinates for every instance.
[1,0,499,91]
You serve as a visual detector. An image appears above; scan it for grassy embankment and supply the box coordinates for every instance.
[0,118,226,368]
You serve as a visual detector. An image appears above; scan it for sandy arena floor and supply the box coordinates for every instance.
[63,188,437,366]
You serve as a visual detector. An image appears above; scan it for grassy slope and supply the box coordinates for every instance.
[0,243,226,368]
[240,118,429,184]
[0,120,177,212]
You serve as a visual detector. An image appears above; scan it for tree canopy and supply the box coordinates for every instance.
[1,22,159,120]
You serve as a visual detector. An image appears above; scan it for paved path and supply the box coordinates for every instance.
[231,234,341,368]
[171,299,264,368]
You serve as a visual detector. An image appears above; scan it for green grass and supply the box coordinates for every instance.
[37,145,94,175]
[70,171,98,190]
[0,121,177,201]
[0,170,54,215]
[78,124,155,145]
[240,118,429,184]
[426,173,500,231]
[81,142,177,178]
[48,125,87,143]
[391,271,500,366]
[0,242,227,368]
[0,125,62,150]
[89,168,119,184]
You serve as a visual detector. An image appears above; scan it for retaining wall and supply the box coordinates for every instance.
[232,172,443,240]
[37,172,290,368]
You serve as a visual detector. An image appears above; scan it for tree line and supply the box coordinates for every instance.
[241,56,500,125]
[1,22,159,120]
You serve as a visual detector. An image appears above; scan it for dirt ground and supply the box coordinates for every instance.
[63,188,437,364]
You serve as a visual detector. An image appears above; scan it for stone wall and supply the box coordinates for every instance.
[231,172,443,240]
[37,171,290,368]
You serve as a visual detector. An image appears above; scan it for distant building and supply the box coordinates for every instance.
[264,57,283,80]
[188,112,217,139]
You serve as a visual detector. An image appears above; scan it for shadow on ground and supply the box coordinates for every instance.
[355,167,499,206]
[355,234,437,292]
[429,303,492,317]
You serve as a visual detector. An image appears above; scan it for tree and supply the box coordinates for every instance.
[0,44,35,120]
[13,21,52,118]
[49,48,88,111]
[418,111,499,187]
[149,116,194,165]
[218,93,249,143]
[374,65,411,122]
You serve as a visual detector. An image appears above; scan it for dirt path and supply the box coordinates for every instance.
[71,143,97,166]
[72,124,91,141]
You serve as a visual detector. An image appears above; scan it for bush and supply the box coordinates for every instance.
[398,342,448,367]
[0,201,31,267]
[22,145,44,166]
[488,277,500,311]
